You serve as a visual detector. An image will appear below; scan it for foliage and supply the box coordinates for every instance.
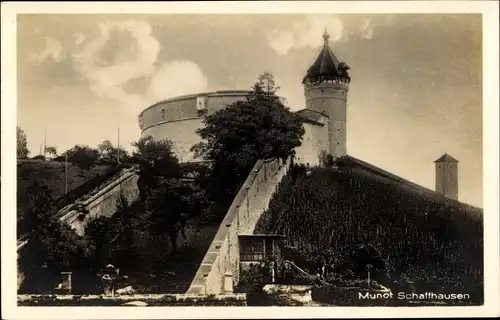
[257,160,483,299]
[17,126,30,159]
[16,161,115,234]
[131,135,181,199]
[236,261,272,293]
[18,182,90,293]
[64,145,100,171]
[145,178,207,252]
[83,216,118,272]
[44,146,58,158]
[98,140,130,163]
[191,72,304,211]
[318,150,335,167]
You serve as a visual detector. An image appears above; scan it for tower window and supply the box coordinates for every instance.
[160,109,165,119]
[321,89,324,93]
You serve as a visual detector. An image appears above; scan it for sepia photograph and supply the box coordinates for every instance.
[2,1,499,319]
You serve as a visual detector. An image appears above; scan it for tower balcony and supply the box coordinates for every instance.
[304,75,351,87]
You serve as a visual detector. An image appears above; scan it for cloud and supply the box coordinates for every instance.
[147,60,208,101]
[66,19,208,113]
[71,20,160,106]
[30,37,65,63]
[74,33,85,45]
[267,15,344,55]
[267,30,295,56]
[359,18,374,40]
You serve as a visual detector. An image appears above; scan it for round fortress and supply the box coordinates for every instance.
[138,90,251,162]
[138,30,351,166]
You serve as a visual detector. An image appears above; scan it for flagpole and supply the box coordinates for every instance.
[65,152,68,195]
[117,127,120,164]
[44,127,47,159]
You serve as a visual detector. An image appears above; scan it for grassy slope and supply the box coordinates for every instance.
[17,160,113,222]
[256,161,483,301]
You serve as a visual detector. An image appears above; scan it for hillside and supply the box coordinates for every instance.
[17,160,115,234]
[255,156,483,303]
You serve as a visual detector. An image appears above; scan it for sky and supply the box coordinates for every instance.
[16,14,483,207]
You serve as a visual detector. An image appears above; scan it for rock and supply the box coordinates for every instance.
[116,286,136,295]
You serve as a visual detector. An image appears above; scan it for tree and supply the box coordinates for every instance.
[17,126,30,159]
[191,72,304,207]
[44,146,58,159]
[247,71,283,103]
[18,182,87,292]
[64,145,100,172]
[97,140,114,156]
[84,217,117,272]
[131,136,181,200]
[349,244,387,281]
[98,140,130,163]
[319,150,335,167]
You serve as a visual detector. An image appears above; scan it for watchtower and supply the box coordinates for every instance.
[434,153,459,200]
[302,29,351,159]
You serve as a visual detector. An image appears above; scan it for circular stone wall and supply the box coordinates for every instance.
[138,90,251,162]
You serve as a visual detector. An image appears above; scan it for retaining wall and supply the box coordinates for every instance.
[186,157,291,295]
[58,167,140,236]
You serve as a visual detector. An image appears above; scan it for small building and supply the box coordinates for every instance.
[239,234,286,269]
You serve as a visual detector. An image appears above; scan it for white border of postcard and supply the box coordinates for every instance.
[2,1,499,319]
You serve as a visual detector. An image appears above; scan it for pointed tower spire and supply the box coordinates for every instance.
[302,29,350,84]
[323,27,330,44]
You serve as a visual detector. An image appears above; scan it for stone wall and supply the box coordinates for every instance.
[139,91,250,162]
[295,121,329,166]
[186,157,291,295]
[142,118,204,162]
[59,168,140,236]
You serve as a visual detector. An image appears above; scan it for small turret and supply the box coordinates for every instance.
[434,153,459,200]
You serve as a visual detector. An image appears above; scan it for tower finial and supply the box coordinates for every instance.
[323,27,330,44]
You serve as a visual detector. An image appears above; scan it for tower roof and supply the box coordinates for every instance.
[302,28,350,84]
[434,153,459,163]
